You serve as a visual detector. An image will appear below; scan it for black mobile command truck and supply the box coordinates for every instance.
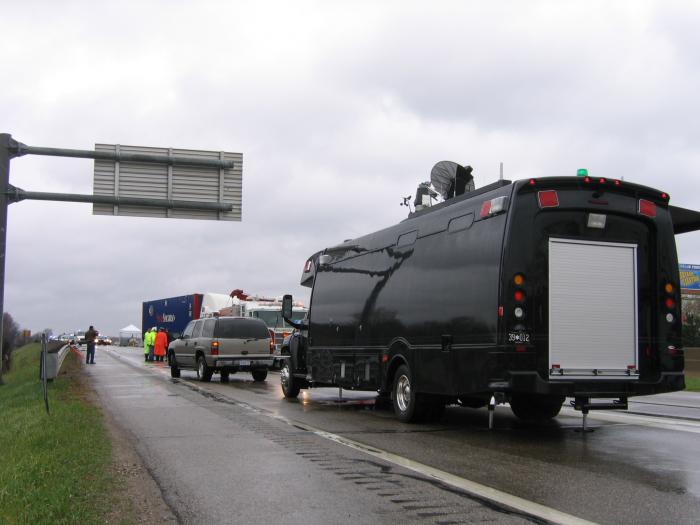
[281,162,700,423]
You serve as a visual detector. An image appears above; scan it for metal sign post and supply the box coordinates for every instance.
[41,333,49,414]
[0,134,19,385]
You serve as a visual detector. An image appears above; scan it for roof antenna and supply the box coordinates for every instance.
[499,162,503,181]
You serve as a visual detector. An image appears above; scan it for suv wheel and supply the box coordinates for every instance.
[220,371,230,383]
[197,355,213,382]
[170,353,181,378]
[251,370,268,382]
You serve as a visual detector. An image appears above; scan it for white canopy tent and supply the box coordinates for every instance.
[119,324,142,346]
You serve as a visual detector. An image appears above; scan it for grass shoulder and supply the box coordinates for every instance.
[0,343,120,524]
[685,375,700,392]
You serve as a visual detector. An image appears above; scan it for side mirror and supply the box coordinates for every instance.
[282,294,293,319]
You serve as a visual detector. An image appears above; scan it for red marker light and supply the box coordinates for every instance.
[599,178,606,183]
[614,180,621,186]
[537,190,559,208]
[515,345,527,353]
[661,192,668,200]
[529,179,536,186]
[638,199,656,218]
[665,298,675,309]
[514,290,525,302]
[480,200,492,218]
[584,177,591,183]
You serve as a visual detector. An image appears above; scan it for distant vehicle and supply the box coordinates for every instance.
[168,317,274,382]
[74,331,87,346]
[142,294,203,340]
[281,163,699,423]
[96,335,113,345]
[218,291,307,368]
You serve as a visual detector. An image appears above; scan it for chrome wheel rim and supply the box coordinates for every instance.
[396,374,411,412]
[281,364,290,390]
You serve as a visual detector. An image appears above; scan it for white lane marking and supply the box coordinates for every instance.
[559,407,700,434]
[269,414,597,525]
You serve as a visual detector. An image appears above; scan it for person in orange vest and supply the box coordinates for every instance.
[153,327,169,362]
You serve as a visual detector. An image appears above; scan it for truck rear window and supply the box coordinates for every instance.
[215,318,269,339]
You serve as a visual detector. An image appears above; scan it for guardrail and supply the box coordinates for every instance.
[39,341,71,381]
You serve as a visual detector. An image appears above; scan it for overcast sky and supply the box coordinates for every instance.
[3,0,700,336]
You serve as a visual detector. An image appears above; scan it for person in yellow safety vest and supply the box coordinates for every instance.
[144,327,157,362]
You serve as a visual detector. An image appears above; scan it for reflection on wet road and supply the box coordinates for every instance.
[105,346,700,524]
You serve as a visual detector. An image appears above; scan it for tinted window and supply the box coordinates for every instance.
[215,318,270,339]
[182,321,196,338]
[202,319,216,337]
[192,321,204,338]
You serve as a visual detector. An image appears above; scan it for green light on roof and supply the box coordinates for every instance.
[577,168,588,177]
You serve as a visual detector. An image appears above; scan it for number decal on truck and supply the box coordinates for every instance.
[507,331,531,343]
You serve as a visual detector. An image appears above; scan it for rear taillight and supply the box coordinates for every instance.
[480,196,508,218]
[663,282,676,323]
[270,339,275,354]
[537,190,559,208]
[304,260,312,272]
[211,341,219,356]
[638,199,656,218]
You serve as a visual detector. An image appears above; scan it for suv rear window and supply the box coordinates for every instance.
[215,318,269,339]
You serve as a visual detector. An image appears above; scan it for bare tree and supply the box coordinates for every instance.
[2,312,19,373]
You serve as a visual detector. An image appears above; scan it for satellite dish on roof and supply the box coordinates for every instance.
[430,161,474,200]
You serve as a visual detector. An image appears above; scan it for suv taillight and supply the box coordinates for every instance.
[211,340,219,356]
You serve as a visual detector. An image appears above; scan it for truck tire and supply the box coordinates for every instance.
[392,364,428,423]
[510,394,565,422]
[170,354,181,378]
[197,355,213,382]
[220,371,230,383]
[280,361,300,398]
[251,370,268,382]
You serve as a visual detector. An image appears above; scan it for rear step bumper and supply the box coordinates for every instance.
[507,371,685,397]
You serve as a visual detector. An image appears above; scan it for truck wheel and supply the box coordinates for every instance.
[392,364,427,423]
[170,354,181,378]
[197,355,213,382]
[280,361,300,398]
[220,371,230,383]
[510,394,565,422]
[251,370,268,382]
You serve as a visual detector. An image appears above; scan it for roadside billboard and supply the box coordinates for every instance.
[680,263,700,291]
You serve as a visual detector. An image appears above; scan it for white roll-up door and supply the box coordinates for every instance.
[548,238,639,380]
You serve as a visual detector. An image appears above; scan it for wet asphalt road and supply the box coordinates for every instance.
[86,346,700,524]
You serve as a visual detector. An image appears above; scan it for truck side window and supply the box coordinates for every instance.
[192,321,203,338]
[448,212,474,233]
[202,319,216,338]
[182,321,195,339]
[396,230,417,248]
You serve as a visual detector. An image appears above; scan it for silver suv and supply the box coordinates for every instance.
[168,317,274,382]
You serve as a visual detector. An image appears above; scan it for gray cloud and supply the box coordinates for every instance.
[3,0,700,336]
